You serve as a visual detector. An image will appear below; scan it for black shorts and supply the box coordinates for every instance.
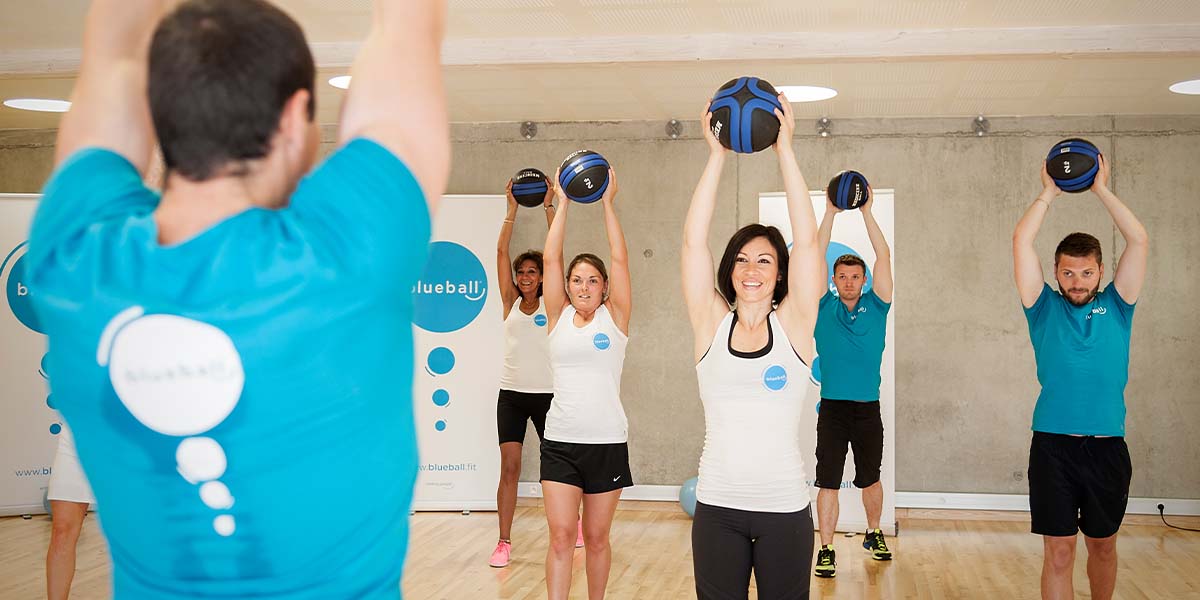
[692,502,813,600]
[814,399,884,490]
[540,439,633,495]
[1028,432,1132,538]
[497,389,552,445]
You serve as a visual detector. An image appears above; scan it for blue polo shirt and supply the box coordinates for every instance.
[1023,283,1135,437]
[27,139,430,599]
[814,289,890,401]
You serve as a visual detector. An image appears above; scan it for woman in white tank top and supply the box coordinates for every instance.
[489,179,557,568]
[681,99,826,599]
[540,165,633,600]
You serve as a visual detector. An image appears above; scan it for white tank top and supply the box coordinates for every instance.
[544,303,629,444]
[499,297,554,393]
[695,311,813,513]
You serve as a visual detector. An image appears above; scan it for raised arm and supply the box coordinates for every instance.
[600,170,632,336]
[337,0,450,212]
[54,0,167,171]
[1013,164,1059,307]
[497,180,520,317]
[860,189,893,303]
[682,106,731,353]
[543,177,571,330]
[543,184,557,229]
[774,98,823,352]
[1091,155,1148,303]
[817,196,840,282]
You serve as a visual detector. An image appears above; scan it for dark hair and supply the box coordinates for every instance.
[512,250,544,297]
[832,254,866,276]
[1054,232,1103,265]
[716,224,790,306]
[567,253,609,298]
[149,0,316,181]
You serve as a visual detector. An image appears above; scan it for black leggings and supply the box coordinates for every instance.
[692,501,813,600]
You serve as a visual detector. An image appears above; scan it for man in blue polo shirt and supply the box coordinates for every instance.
[812,189,894,578]
[1012,156,1148,600]
[27,1,449,598]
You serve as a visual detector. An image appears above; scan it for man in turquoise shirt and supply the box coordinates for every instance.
[1013,156,1148,600]
[27,1,450,598]
[812,189,894,578]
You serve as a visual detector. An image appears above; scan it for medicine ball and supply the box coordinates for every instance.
[709,77,784,154]
[557,150,610,204]
[827,170,870,210]
[1045,138,1100,193]
[511,167,548,207]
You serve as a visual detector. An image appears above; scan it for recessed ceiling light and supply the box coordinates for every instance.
[777,86,837,103]
[328,75,351,90]
[3,98,71,113]
[1168,79,1200,95]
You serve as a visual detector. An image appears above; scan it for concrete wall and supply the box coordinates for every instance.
[3,115,1197,498]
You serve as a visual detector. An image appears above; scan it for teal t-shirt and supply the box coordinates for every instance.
[1023,283,1135,437]
[27,139,430,599]
[814,289,890,401]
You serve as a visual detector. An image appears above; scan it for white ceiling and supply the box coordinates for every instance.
[1,0,1199,129]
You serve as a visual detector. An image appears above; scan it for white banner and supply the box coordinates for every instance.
[0,194,59,516]
[759,190,897,536]
[411,195,505,511]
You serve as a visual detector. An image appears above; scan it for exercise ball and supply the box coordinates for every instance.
[679,476,698,518]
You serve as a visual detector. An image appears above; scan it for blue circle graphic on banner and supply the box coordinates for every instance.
[413,241,488,333]
[427,347,455,376]
[593,333,611,350]
[809,355,822,386]
[762,365,788,391]
[826,241,872,295]
[6,253,44,334]
[435,420,447,432]
[432,389,450,406]
[49,423,61,435]
[534,314,547,327]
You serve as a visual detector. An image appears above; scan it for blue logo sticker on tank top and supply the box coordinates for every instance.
[762,364,788,391]
[534,314,547,327]
[593,332,611,350]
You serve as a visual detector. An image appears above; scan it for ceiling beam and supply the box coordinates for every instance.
[3,25,1199,76]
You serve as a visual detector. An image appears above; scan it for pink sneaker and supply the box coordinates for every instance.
[576,519,584,548]
[489,540,511,568]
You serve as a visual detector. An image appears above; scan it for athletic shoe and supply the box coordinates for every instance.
[488,540,512,568]
[576,519,584,548]
[863,529,892,560]
[814,544,837,578]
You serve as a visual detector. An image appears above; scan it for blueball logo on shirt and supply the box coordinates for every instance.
[762,364,788,391]
[593,333,611,350]
[412,241,488,333]
[1086,306,1107,320]
[534,314,547,327]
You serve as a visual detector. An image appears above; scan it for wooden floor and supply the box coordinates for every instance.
[2,500,1198,599]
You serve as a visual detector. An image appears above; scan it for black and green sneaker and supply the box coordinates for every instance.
[862,529,892,561]
[814,544,837,578]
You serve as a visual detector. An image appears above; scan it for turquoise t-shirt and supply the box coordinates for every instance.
[814,289,890,401]
[27,139,430,599]
[1023,283,1135,437]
